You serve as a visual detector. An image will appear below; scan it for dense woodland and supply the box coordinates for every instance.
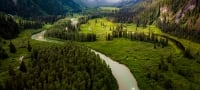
[157,0,200,43]
[46,17,97,42]
[0,12,68,40]
[0,44,118,90]
[0,0,81,17]
[107,24,168,48]
[46,30,97,42]
[28,15,66,24]
[0,0,200,90]
[111,8,135,23]
[163,0,200,14]
[157,20,200,43]
[111,0,200,43]
[0,13,19,39]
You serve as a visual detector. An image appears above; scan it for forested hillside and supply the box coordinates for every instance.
[0,0,81,17]
[113,0,200,43]
[0,43,118,90]
[0,13,19,39]
[1,0,200,90]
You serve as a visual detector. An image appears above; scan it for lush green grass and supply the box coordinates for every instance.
[80,18,115,40]
[126,23,200,55]
[161,33,200,55]
[80,18,182,53]
[42,24,53,30]
[126,24,162,34]
[79,18,200,90]
[99,7,120,11]
[80,18,163,41]
[82,38,200,90]
[0,29,58,83]
[1,17,199,90]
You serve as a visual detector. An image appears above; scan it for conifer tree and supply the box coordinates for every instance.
[27,41,32,52]
[19,61,27,73]
[9,41,16,53]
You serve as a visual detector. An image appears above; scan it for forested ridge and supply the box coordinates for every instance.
[1,43,118,90]
[0,0,200,90]
[0,12,67,40]
[111,0,200,43]
[0,0,81,17]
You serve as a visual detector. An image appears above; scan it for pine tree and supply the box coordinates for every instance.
[19,61,27,72]
[184,48,193,59]
[9,41,16,53]
[27,41,32,52]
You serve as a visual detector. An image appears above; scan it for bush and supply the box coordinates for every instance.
[0,46,8,59]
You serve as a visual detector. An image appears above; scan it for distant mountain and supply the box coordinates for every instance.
[0,0,81,17]
[73,0,141,7]
[118,0,141,8]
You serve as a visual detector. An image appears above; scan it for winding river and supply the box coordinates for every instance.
[31,18,139,90]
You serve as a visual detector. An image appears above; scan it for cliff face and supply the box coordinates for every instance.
[161,0,199,29]
[133,0,199,30]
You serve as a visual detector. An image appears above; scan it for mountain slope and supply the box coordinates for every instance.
[132,0,199,29]
[128,0,200,43]
[0,0,81,17]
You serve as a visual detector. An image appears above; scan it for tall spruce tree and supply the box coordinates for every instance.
[19,61,27,73]
[27,41,32,52]
[9,41,16,53]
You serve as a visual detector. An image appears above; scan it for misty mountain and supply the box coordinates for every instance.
[73,0,140,7]
[0,0,81,17]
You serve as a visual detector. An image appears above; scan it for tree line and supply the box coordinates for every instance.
[18,19,44,30]
[28,15,66,24]
[0,13,19,39]
[46,30,96,42]
[0,13,66,40]
[106,24,168,48]
[0,0,81,18]
[0,43,118,90]
[157,20,200,43]
[45,17,97,42]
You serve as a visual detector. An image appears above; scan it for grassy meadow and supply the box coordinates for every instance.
[99,7,120,11]
[80,18,114,40]
[80,18,200,90]
[1,17,200,90]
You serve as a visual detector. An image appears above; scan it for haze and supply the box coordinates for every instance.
[74,0,135,7]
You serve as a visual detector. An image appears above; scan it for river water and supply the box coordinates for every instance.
[31,18,140,90]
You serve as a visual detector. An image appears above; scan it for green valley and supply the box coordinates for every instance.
[0,0,200,90]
